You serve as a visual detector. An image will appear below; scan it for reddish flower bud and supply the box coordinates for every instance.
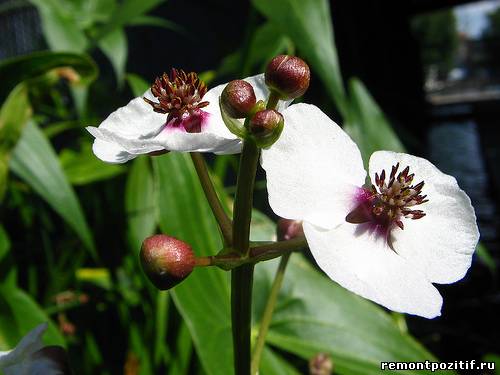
[265,55,310,100]
[277,219,304,241]
[140,234,195,290]
[249,109,283,138]
[221,80,257,118]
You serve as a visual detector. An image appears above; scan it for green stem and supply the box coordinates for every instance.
[191,152,233,245]
[231,264,254,375]
[266,91,280,110]
[231,139,260,375]
[195,237,306,269]
[232,140,260,256]
[251,253,291,374]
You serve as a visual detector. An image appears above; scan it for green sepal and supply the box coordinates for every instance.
[252,116,284,149]
[219,97,248,139]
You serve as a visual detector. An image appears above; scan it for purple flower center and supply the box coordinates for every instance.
[346,163,428,242]
[143,69,210,133]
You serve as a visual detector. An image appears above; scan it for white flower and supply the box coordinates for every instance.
[87,72,280,163]
[261,103,480,318]
[0,323,70,374]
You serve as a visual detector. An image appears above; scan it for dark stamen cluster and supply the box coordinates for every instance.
[143,69,209,120]
[371,163,428,230]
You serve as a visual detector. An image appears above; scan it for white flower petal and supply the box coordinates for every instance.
[369,151,479,284]
[87,86,243,162]
[0,323,47,373]
[304,222,443,318]
[261,103,366,229]
[91,138,143,164]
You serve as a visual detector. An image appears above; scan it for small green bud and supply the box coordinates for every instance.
[221,80,257,118]
[265,55,310,100]
[249,109,283,138]
[277,219,304,241]
[140,234,195,290]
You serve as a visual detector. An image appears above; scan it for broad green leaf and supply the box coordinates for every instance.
[254,255,451,375]
[98,28,128,86]
[29,0,88,52]
[94,0,166,41]
[345,78,405,164]
[253,0,347,114]
[126,73,150,97]
[60,142,125,186]
[0,84,32,201]
[260,347,301,375]
[153,153,233,375]
[0,285,64,350]
[10,122,96,259]
[126,157,156,250]
[0,51,98,100]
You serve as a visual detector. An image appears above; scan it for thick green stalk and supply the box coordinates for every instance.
[190,152,233,245]
[232,140,259,256]
[251,253,291,374]
[231,263,254,375]
[231,139,260,375]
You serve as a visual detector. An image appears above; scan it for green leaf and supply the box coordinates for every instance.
[10,122,96,259]
[126,157,156,250]
[345,78,405,164]
[253,0,347,114]
[94,0,166,41]
[0,51,98,100]
[0,84,32,201]
[128,15,183,34]
[0,284,65,350]
[260,347,301,375]
[126,73,150,97]
[476,242,496,274]
[153,153,233,375]
[60,142,126,186]
[98,28,128,86]
[254,255,451,375]
[29,0,88,52]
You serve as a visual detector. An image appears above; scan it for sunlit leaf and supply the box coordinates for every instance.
[98,28,128,86]
[10,122,96,259]
[345,78,405,164]
[0,285,64,350]
[126,73,150,97]
[153,153,233,375]
[253,0,347,114]
[254,255,452,375]
[29,0,88,52]
[126,157,156,250]
[0,84,32,201]
[94,0,166,40]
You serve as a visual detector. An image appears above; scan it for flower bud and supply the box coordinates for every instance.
[265,55,310,100]
[277,219,304,241]
[140,234,195,290]
[249,109,283,138]
[309,353,333,375]
[221,80,257,118]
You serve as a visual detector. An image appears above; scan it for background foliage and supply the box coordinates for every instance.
[0,0,498,374]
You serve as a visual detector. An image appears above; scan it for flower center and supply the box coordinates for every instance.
[143,69,209,132]
[346,163,428,232]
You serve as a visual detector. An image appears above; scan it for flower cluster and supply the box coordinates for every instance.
[87,54,479,318]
